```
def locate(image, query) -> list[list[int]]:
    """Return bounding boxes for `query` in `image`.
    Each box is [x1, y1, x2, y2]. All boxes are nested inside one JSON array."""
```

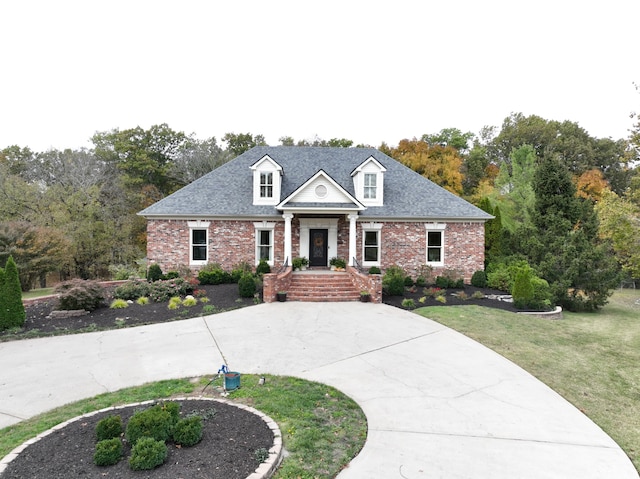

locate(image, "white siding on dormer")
[[352, 156, 385, 206], [251, 155, 282, 206]]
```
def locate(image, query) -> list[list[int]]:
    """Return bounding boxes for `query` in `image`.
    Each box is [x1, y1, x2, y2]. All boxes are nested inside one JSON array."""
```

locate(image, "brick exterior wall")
[[147, 218, 485, 282]]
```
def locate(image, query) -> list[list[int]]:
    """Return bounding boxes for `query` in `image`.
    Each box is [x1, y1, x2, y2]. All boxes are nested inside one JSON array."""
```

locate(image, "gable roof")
[[138, 146, 493, 221]]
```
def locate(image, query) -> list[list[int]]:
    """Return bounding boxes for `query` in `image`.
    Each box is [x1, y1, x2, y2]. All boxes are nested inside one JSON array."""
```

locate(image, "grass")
[[21, 288, 54, 300], [0, 375, 367, 479], [415, 289, 640, 472]]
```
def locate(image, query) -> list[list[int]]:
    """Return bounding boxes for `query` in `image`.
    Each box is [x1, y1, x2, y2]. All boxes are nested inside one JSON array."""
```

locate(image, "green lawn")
[[416, 289, 640, 472], [21, 288, 54, 300]]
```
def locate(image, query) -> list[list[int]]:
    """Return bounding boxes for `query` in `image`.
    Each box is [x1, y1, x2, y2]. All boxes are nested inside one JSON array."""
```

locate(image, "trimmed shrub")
[[256, 259, 271, 275], [96, 415, 123, 441], [471, 270, 487, 288], [172, 416, 203, 447], [114, 281, 151, 301], [148, 279, 193, 302], [238, 274, 256, 298], [125, 403, 176, 445], [147, 264, 163, 282], [368, 266, 381, 275], [55, 279, 105, 311], [382, 265, 405, 296], [403, 276, 414, 287], [198, 264, 233, 285], [94, 438, 123, 466], [0, 256, 26, 330], [164, 271, 180, 280], [128, 437, 167, 471]]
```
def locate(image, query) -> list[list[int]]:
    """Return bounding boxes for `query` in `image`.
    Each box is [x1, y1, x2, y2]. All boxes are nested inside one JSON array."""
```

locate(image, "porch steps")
[[287, 271, 360, 302]]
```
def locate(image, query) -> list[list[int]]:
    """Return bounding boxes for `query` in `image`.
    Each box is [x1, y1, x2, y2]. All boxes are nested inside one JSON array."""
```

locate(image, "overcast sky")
[[1, 0, 639, 152]]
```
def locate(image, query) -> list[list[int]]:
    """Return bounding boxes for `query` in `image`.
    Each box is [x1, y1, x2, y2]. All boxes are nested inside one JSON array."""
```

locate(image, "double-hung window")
[[191, 229, 207, 263], [260, 172, 273, 198], [363, 231, 380, 264], [254, 221, 276, 265], [364, 173, 377, 199], [362, 223, 382, 266], [425, 223, 446, 266]]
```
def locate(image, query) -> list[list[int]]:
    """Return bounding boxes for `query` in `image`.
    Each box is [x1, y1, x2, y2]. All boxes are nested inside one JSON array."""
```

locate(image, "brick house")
[[139, 146, 492, 301]]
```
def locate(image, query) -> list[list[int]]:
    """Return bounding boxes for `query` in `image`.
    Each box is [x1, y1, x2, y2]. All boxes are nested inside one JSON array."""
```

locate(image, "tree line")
[[1, 111, 639, 310]]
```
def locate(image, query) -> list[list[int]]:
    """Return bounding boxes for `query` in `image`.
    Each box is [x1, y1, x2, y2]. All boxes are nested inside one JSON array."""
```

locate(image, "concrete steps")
[[287, 271, 360, 302]]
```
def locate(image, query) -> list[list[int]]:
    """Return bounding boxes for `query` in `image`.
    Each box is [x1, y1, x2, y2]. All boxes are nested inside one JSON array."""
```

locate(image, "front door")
[[309, 229, 329, 267]]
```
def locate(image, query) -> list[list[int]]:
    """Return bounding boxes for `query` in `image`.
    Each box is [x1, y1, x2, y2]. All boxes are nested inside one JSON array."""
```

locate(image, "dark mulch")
[[382, 284, 518, 313], [2, 399, 274, 479]]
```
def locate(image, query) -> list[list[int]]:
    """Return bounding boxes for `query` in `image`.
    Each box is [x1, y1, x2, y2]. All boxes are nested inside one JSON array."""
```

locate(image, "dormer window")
[[364, 173, 377, 199], [251, 155, 282, 205], [260, 172, 273, 198], [352, 156, 386, 206]]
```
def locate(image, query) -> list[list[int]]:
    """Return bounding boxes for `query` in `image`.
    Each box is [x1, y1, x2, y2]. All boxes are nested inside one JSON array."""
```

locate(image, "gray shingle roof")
[[138, 146, 492, 221]]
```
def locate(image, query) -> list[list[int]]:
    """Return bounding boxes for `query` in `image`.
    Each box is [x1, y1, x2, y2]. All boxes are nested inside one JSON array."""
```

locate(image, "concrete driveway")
[[0, 302, 637, 478]]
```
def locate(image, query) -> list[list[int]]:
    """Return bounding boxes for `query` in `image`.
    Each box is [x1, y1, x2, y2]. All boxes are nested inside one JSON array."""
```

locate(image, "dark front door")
[[309, 229, 328, 267]]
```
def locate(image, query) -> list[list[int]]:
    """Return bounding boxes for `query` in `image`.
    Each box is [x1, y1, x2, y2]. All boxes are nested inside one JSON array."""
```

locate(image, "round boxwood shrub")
[[256, 259, 271, 275], [96, 415, 123, 441], [238, 273, 256, 298], [172, 416, 203, 447], [128, 436, 167, 471], [94, 438, 123, 466], [368, 266, 381, 275], [125, 404, 176, 445], [471, 270, 487, 288]]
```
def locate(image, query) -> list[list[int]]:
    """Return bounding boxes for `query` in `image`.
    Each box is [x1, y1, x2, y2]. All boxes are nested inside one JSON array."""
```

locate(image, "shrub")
[[0, 256, 25, 331], [182, 295, 198, 307], [238, 274, 257, 298], [256, 259, 271, 275], [147, 264, 164, 282], [435, 295, 447, 304], [164, 271, 180, 280], [472, 291, 485, 299], [149, 279, 193, 302], [415, 276, 427, 287], [110, 299, 129, 309], [512, 268, 535, 310], [202, 304, 216, 314], [168, 296, 182, 310], [55, 279, 105, 311], [368, 266, 381, 275], [404, 276, 414, 286], [94, 438, 123, 466], [128, 437, 167, 471], [416, 264, 434, 285], [136, 296, 149, 305], [435, 273, 464, 289], [487, 264, 512, 292], [114, 281, 151, 301], [382, 265, 406, 296], [172, 416, 203, 447], [471, 270, 487, 288], [231, 262, 253, 282], [125, 403, 177, 445], [198, 264, 233, 285], [401, 298, 415, 309], [108, 264, 139, 281], [531, 276, 552, 310], [96, 415, 123, 441]]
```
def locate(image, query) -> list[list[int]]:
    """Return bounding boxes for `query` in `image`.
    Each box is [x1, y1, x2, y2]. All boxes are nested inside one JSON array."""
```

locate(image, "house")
[[139, 146, 492, 301]]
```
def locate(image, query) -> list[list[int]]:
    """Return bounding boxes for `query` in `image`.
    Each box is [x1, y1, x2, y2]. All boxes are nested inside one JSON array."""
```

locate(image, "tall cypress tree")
[[0, 267, 6, 329], [1, 256, 26, 330]]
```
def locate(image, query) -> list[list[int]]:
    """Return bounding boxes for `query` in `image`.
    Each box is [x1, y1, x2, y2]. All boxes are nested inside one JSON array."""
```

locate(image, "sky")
[[1, 0, 639, 153]]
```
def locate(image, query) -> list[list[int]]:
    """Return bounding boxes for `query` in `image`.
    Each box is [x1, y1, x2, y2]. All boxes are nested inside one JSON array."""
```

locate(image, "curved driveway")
[[0, 302, 637, 478]]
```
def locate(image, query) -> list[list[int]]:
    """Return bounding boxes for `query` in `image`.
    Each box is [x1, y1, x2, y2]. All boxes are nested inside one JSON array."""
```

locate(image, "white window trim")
[[251, 156, 282, 206], [361, 222, 383, 267], [188, 220, 210, 266], [425, 223, 446, 266], [254, 221, 276, 266], [352, 156, 386, 206]]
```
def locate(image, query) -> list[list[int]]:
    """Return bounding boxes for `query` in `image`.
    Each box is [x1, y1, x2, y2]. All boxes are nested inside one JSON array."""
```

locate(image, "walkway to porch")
[[287, 270, 361, 302]]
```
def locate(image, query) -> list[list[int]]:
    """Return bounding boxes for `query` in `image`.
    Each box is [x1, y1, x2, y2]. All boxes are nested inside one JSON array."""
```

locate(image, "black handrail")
[[276, 257, 290, 274], [351, 257, 365, 274]]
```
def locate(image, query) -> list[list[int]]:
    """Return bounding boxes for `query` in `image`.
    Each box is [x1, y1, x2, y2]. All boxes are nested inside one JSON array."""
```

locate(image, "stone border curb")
[[0, 397, 283, 479], [517, 306, 563, 320]]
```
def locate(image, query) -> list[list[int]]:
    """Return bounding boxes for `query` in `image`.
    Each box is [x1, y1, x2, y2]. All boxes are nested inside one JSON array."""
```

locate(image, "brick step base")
[[287, 272, 360, 302]]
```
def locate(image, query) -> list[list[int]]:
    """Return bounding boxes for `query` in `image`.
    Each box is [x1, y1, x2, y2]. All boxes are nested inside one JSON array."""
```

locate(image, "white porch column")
[[283, 213, 293, 265], [348, 213, 358, 266]]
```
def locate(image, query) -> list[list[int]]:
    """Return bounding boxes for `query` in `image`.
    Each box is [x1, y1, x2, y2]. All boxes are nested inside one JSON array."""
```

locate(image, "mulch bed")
[[2, 399, 274, 479]]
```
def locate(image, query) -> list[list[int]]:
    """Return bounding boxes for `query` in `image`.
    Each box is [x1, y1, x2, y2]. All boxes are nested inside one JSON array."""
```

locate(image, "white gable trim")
[[277, 170, 365, 211], [352, 156, 386, 206]]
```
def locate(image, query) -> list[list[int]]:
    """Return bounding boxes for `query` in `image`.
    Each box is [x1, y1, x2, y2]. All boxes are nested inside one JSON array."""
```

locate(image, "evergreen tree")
[[528, 156, 619, 311], [1, 256, 26, 330], [0, 267, 5, 328]]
